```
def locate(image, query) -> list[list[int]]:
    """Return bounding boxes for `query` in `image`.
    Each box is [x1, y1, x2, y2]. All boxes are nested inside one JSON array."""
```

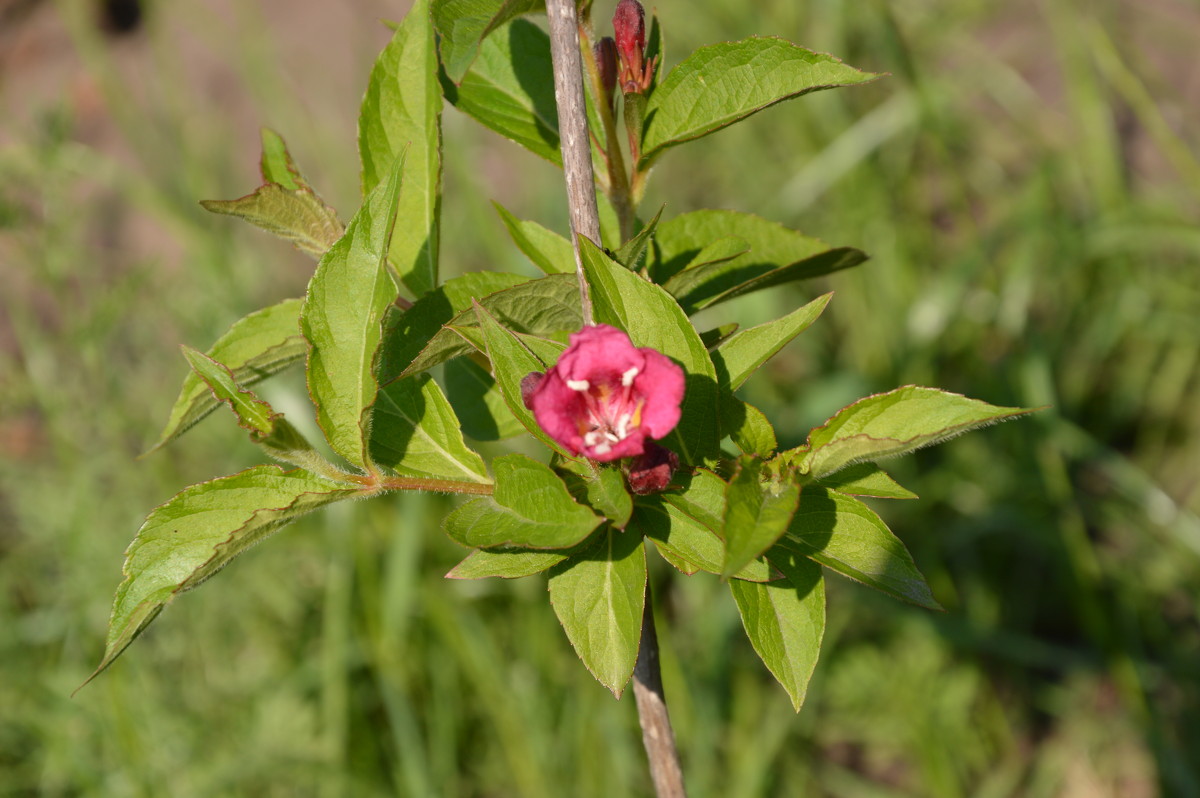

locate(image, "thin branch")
[[545, 0, 598, 325], [633, 582, 688, 798]]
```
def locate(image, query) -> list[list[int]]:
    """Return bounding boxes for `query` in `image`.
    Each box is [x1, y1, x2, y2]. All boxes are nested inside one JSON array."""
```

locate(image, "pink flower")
[[528, 325, 685, 462]]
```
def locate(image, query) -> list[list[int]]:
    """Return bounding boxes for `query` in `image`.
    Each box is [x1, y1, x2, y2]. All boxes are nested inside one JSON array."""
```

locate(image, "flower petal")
[[634, 348, 685, 439]]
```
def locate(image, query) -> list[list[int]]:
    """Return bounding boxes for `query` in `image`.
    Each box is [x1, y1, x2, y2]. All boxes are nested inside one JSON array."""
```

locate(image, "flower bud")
[[520, 372, 544, 410], [595, 36, 618, 109], [627, 443, 679, 495], [613, 0, 645, 91]]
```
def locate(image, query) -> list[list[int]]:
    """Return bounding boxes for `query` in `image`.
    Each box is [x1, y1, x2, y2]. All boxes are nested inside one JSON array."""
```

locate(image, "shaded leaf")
[[722, 457, 800, 578], [89, 466, 359, 682], [400, 273, 580, 378], [378, 271, 529, 384], [641, 37, 880, 164], [815, 462, 917, 500], [432, 0, 544, 83], [444, 454, 600, 548], [730, 548, 824, 711], [149, 299, 307, 452], [446, 547, 568, 579], [359, 0, 443, 296], [493, 201, 574, 274], [614, 205, 664, 271], [712, 293, 831, 390], [776, 488, 939, 609], [557, 459, 634, 529], [370, 373, 491, 483], [719, 392, 778, 457], [651, 210, 865, 311], [444, 356, 525, 440], [548, 528, 646, 697], [441, 19, 560, 165], [301, 153, 406, 470]]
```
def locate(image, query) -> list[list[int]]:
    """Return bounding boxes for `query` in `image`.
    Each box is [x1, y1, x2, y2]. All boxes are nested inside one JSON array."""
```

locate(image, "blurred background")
[[2, 0, 1198, 795]]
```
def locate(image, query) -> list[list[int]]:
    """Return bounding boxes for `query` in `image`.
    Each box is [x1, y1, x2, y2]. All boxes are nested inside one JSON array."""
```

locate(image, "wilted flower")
[[626, 442, 679, 494], [527, 325, 684, 462]]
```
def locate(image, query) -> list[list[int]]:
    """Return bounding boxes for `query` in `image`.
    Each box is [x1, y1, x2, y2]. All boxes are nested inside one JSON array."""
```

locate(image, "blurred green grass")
[[2, 0, 1198, 795]]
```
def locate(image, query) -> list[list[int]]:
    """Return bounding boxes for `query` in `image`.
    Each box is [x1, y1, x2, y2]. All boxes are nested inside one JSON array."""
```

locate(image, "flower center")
[[568, 366, 643, 456]]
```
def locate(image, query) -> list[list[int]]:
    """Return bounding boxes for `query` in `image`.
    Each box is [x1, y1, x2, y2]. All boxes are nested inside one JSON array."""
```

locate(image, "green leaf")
[[471, 301, 574, 457], [712, 293, 831, 390], [662, 236, 751, 285], [444, 356, 525, 440], [579, 238, 719, 464], [441, 19, 560, 165], [370, 373, 491, 483], [359, 0, 443, 297], [777, 488, 939, 609], [446, 547, 568, 579], [444, 454, 601, 548], [301, 153, 406, 470], [378, 271, 529, 384], [815, 463, 917, 500], [719, 392, 778, 457], [493, 201, 574, 274], [730, 547, 824, 711], [651, 210, 865, 311], [798, 386, 1035, 478], [258, 128, 303, 189], [632, 471, 775, 582], [614, 205, 664, 270], [89, 466, 358, 682], [432, 0, 544, 84], [201, 130, 343, 259], [149, 299, 307, 452], [722, 457, 800, 578], [640, 37, 880, 165], [399, 273, 581, 378], [557, 459, 634, 529], [699, 323, 739, 349], [200, 185, 344, 260], [548, 528, 646, 697]]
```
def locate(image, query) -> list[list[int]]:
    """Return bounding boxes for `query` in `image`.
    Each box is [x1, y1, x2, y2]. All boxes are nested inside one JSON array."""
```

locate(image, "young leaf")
[[722, 457, 800, 578], [444, 454, 601, 549], [798, 386, 1035, 478], [815, 462, 917, 500], [632, 497, 774, 582], [470, 301, 575, 457], [200, 185, 344, 260], [89, 466, 359, 682], [300, 153, 405, 471], [446, 547, 568, 579], [711, 293, 831, 390], [370, 373, 491, 483], [359, 0, 443, 297], [548, 528, 647, 697], [441, 19, 561, 165], [444, 356, 525, 440], [149, 299, 306, 452], [493, 201, 574, 274], [432, 0, 545, 83], [651, 210, 865, 311], [730, 547, 825, 711], [640, 37, 880, 165], [613, 205, 664, 270], [180, 347, 318, 469], [399, 273, 581, 378], [258, 128, 303, 188], [202, 128, 343, 259], [557, 459, 634, 529], [378, 271, 529, 383], [578, 238, 719, 464], [776, 488, 940, 609], [719, 392, 778, 457]]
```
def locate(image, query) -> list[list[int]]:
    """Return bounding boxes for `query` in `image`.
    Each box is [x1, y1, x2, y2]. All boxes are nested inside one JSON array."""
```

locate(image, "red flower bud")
[[595, 36, 618, 108], [613, 0, 646, 91], [627, 443, 679, 495], [520, 372, 544, 410]]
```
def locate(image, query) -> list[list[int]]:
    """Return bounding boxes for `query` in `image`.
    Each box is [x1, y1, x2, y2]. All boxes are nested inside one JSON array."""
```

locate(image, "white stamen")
[[592, 442, 612, 456], [566, 379, 590, 391], [621, 366, 639, 387]]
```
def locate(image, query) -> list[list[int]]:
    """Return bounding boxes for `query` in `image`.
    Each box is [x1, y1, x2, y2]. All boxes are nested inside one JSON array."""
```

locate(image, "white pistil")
[[566, 379, 590, 391]]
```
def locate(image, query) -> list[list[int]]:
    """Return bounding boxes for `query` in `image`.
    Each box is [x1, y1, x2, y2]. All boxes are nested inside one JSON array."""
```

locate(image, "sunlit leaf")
[[722, 457, 800, 578]]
